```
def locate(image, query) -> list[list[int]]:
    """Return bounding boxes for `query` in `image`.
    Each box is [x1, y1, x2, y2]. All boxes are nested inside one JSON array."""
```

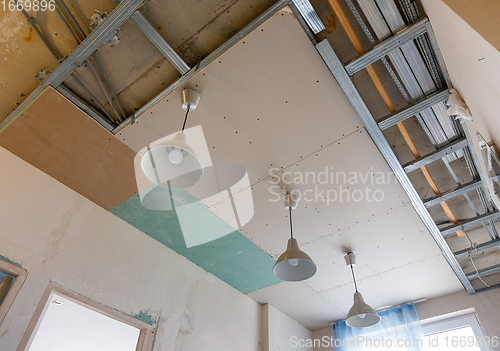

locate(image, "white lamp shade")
[[141, 133, 203, 189], [273, 238, 317, 281], [346, 292, 380, 328]]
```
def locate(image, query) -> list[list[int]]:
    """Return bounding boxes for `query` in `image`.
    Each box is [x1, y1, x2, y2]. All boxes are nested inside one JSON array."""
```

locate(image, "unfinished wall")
[[261, 304, 313, 351], [422, 0, 500, 148], [442, 0, 500, 52], [0, 145, 262, 351], [416, 289, 500, 350], [312, 327, 334, 351]]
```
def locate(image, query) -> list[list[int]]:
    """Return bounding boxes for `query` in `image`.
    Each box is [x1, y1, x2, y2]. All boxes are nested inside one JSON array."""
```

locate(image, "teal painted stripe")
[[110, 186, 280, 294], [0, 254, 22, 268]]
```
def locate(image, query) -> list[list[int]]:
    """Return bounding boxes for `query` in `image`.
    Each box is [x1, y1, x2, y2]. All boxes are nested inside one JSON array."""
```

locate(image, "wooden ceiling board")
[[0, 87, 137, 210]]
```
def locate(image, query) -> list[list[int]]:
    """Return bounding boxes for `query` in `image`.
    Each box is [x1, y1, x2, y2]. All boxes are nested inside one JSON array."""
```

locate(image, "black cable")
[[350, 265, 358, 292], [181, 107, 190, 132], [289, 207, 293, 239]]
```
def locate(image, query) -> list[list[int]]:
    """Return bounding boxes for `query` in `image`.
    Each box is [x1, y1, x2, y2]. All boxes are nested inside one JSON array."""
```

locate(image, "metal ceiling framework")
[[314, 0, 500, 294], [2, 0, 499, 295], [0, 0, 324, 133]]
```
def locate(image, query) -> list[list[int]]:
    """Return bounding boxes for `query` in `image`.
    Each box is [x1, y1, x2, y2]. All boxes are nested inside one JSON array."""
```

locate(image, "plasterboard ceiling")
[[116, 10, 463, 329]]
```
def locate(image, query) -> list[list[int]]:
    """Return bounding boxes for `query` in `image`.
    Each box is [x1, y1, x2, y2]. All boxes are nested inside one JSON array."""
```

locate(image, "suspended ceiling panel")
[[0, 87, 137, 210], [248, 253, 459, 329], [116, 9, 464, 329]]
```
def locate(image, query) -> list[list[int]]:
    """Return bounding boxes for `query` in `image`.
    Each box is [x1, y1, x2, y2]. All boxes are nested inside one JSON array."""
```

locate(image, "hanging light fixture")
[[344, 252, 380, 328], [273, 192, 317, 281], [141, 89, 204, 189]]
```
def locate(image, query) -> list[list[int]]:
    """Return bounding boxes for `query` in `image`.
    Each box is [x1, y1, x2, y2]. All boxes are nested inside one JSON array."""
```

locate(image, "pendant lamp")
[[272, 192, 317, 281], [344, 252, 380, 328], [141, 89, 204, 189]]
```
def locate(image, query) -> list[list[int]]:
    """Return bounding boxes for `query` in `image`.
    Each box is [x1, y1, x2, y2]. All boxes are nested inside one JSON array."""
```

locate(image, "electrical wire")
[[468, 254, 490, 288], [350, 264, 358, 292], [181, 107, 190, 132], [464, 229, 490, 288], [289, 207, 293, 239]]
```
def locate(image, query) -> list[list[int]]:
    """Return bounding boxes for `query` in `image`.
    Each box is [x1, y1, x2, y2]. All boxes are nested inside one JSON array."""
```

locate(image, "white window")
[[421, 312, 496, 351], [17, 283, 155, 351]]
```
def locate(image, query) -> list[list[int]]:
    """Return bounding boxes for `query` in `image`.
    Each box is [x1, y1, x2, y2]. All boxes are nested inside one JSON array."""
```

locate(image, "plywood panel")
[[0, 87, 137, 210]]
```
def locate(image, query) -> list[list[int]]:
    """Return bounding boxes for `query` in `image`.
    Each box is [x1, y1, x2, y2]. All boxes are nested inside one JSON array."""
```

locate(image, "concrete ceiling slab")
[[0, 0, 116, 122]]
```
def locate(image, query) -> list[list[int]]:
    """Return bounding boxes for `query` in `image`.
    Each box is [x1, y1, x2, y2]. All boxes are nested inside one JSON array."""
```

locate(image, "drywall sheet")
[[0, 87, 137, 210], [111, 186, 280, 294]]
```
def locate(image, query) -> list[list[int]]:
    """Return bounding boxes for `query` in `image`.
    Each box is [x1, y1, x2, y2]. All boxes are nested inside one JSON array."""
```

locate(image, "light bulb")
[[358, 314, 366, 319], [288, 259, 299, 266], [168, 149, 183, 164]]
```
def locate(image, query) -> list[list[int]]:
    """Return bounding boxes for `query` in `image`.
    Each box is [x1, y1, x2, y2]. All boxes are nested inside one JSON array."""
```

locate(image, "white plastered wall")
[[262, 304, 313, 351], [0, 146, 262, 351]]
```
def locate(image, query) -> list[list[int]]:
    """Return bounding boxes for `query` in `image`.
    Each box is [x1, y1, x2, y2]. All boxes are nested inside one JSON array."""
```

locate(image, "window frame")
[[421, 312, 493, 351], [0, 259, 28, 325], [17, 282, 156, 351]]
